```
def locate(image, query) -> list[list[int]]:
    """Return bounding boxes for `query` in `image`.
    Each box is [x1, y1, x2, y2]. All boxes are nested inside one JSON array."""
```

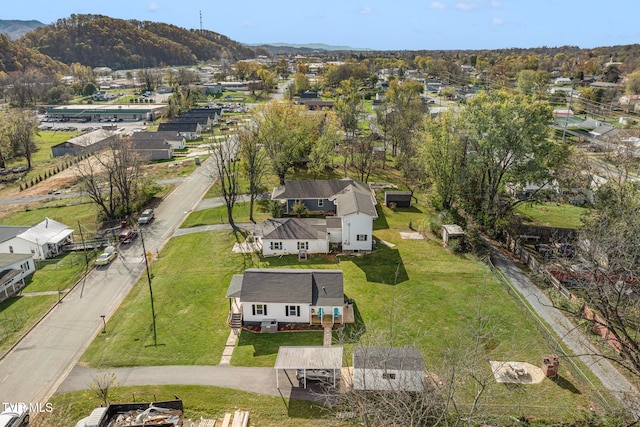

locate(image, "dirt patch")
[[489, 361, 545, 384]]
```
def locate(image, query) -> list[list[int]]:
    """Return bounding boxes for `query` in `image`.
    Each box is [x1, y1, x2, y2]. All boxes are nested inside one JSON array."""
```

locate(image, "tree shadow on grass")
[[349, 243, 409, 285], [373, 203, 389, 231], [391, 206, 423, 214]]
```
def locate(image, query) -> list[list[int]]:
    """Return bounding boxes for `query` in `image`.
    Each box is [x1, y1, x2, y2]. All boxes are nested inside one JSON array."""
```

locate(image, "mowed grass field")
[[80, 196, 611, 421], [515, 202, 587, 229]]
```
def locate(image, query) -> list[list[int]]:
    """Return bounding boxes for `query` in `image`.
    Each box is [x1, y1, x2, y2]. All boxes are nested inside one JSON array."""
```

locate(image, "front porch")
[[310, 304, 355, 326]]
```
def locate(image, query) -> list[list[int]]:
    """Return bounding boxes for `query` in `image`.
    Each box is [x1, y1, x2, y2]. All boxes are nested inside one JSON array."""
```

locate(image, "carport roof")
[[274, 346, 343, 370]]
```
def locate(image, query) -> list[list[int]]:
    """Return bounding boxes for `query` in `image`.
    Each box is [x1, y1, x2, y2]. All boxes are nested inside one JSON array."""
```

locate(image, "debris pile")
[[107, 404, 182, 426]]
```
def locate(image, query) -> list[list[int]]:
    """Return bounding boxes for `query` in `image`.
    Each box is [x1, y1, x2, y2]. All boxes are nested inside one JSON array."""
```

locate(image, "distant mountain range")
[[0, 19, 45, 40], [250, 43, 364, 51]]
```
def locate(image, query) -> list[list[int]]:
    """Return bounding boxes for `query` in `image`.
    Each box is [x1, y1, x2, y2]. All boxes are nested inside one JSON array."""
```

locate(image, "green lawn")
[[1, 202, 99, 233], [515, 202, 587, 229], [0, 295, 59, 353], [35, 385, 334, 427], [79, 194, 611, 421], [81, 231, 250, 367], [181, 202, 271, 228], [0, 251, 93, 352], [233, 331, 323, 367]]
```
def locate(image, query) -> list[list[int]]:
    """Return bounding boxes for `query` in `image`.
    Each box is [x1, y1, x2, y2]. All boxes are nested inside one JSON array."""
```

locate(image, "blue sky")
[[5, 1, 640, 50]]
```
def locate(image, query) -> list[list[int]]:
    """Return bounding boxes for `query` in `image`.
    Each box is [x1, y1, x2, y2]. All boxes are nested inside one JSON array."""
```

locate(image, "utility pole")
[[561, 90, 574, 144], [139, 228, 157, 346]]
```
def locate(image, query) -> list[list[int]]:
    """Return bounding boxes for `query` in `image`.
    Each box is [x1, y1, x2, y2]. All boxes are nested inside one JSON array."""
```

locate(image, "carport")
[[274, 346, 343, 389]]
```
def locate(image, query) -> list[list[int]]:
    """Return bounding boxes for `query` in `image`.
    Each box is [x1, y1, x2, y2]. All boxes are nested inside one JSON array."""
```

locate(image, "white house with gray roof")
[[0, 253, 35, 302], [226, 269, 346, 327], [271, 178, 378, 252], [257, 218, 329, 256], [0, 218, 73, 260]]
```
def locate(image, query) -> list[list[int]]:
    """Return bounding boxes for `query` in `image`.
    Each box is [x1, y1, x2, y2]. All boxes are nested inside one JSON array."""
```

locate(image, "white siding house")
[[257, 218, 329, 256], [271, 179, 378, 252], [353, 347, 425, 392], [226, 269, 345, 327], [0, 253, 36, 302], [0, 218, 73, 260], [341, 212, 374, 251]]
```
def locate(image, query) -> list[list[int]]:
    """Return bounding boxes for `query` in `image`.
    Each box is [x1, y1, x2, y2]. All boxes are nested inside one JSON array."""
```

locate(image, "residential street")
[[0, 157, 214, 404], [487, 241, 640, 415]]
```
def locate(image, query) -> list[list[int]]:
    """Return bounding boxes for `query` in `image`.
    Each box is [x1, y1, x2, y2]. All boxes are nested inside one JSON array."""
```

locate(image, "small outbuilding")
[[353, 347, 425, 392], [275, 345, 343, 389], [384, 191, 412, 208], [441, 224, 465, 247]]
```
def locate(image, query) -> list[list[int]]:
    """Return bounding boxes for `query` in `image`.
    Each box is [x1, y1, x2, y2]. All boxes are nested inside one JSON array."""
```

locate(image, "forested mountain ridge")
[[0, 33, 68, 75], [18, 14, 257, 70]]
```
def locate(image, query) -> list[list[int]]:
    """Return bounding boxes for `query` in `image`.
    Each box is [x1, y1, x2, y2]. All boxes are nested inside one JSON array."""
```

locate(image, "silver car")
[[138, 209, 155, 225]]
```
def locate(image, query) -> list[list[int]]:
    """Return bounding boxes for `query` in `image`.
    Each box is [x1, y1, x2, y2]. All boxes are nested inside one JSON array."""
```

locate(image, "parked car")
[[95, 246, 117, 266], [138, 209, 155, 225], [118, 228, 138, 244], [296, 369, 339, 383], [0, 403, 29, 427]]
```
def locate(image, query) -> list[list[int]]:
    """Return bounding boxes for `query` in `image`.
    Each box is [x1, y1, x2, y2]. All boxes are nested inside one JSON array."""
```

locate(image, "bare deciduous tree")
[[76, 136, 144, 221], [209, 135, 240, 230], [88, 372, 119, 406], [239, 122, 268, 223]]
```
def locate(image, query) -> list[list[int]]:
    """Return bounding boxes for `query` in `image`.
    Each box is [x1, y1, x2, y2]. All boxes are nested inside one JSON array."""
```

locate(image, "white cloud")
[[490, 0, 502, 7], [359, 7, 373, 15], [491, 17, 504, 25], [429, 2, 446, 9], [456, 2, 476, 11], [148, 3, 159, 12]]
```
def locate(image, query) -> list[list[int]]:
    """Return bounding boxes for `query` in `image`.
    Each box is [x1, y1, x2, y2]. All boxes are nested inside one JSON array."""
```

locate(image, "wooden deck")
[[310, 304, 355, 325]]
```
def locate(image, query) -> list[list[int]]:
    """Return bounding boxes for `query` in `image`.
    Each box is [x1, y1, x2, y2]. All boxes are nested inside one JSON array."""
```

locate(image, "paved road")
[[57, 365, 320, 402], [0, 158, 214, 404], [488, 242, 640, 415]]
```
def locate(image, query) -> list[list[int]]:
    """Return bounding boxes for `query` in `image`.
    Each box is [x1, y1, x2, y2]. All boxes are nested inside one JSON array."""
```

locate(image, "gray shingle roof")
[[0, 253, 33, 269], [129, 139, 172, 150], [129, 131, 184, 142], [158, 122, 200, 133], [353, 347, 424, 371], [0, 227, 30, 244], [272, 178, 377, 218], [232, 269, 343, 306], [261, 218, 327, 240]]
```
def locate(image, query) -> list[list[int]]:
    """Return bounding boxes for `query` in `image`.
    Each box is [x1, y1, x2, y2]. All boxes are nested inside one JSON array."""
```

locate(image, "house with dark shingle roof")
[[270, 178, 378, 252], [128, 138, 173, 160], [256, 218, 329, 256], [157, 122, 202, 140], [128, 131, 186, 150], [226, 269, 346, 326]]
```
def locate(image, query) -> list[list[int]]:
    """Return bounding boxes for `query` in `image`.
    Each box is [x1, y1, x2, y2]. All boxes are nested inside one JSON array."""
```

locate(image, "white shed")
[[353, 347, 425, 392]]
